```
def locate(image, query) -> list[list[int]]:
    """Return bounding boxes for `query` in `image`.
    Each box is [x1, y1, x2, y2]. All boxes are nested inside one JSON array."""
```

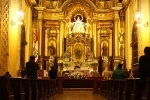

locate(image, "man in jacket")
[[26, 55, 39, 78], [139, 47, 150, 89]]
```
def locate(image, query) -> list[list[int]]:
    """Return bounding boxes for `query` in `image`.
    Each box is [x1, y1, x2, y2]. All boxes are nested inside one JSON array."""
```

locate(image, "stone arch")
[[60, 0, 96, 10], [61, 1, 96, 21]]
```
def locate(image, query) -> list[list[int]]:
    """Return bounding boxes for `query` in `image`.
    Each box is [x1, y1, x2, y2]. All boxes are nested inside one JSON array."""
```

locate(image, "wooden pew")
[[50, 79, 57, 97], [9, 78, 25, 100], [37, 79, 43, 100], [112, 80, 120, 99], [142, 78, 150, 100], [99, 80, 106, 96], [22, 78, 32, 100], [131, 78, 141, 100], [116, 80, 126, 100], [42, 79, 48, 99], [30, 79, 38, 100], [107, 79, 113, 99], [46, 79, 50, 99], [123, 79, 135, 100], [0, 76, 14, 100]]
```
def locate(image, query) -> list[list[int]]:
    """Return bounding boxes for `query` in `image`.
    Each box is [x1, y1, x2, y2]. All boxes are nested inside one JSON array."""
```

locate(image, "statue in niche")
[[72, 15, 85, 33], [45, 0, 53, 9], [86, 47, 93, 61], [104, 1, 108, 9], [52, 0, 60, 9], [63, 48, 71, 62], [75, 47, 82, 59], [120, 45, 123, 57], [102, 43, 108, 56], [97, 1, 104, 9], [49, 43, 56, 56]]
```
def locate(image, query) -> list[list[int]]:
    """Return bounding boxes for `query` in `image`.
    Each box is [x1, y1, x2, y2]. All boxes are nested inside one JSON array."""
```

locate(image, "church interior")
[[0, 0, 149, 77], [0, 0, 150, 99]]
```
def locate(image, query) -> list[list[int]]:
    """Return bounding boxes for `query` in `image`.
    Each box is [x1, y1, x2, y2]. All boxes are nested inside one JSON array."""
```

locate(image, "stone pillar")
[[92, 21, 97, 57], [59, 20, 64, 57], [34, 7, 45, 69]]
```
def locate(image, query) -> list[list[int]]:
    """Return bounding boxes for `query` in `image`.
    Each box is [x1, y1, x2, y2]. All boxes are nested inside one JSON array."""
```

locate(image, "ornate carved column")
[[59, 20, 64, 57], [92, 20, 97, 57], [112, 7, 122, 57], [111, 7, 122, 69], [34, 7, 45, 69]]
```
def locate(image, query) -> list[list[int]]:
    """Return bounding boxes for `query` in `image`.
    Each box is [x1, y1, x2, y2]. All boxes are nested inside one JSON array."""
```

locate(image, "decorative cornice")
[[25, 0, 37, 7], [122, 0, 132, 11]]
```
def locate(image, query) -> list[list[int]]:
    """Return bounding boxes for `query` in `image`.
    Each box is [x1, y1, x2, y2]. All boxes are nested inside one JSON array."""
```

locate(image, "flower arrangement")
[[69, 71, 90, 79]]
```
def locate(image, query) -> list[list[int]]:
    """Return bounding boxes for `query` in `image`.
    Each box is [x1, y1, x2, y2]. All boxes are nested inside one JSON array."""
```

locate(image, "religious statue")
[[75, 47, 82, 59], [102, 43, 108, 56], [49, 43, 56, 56], [45, 0, 53, 9], [104, 1, 108, 9], [63, 48, 71, 62], [86, 47, 93, 61], [72, 16, 85, 33], [120, 45, 123, 57], [52, 0, 59, 9]]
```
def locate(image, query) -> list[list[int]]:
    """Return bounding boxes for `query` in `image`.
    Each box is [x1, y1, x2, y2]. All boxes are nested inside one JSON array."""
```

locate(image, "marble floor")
[[50, 91, 107, 100]]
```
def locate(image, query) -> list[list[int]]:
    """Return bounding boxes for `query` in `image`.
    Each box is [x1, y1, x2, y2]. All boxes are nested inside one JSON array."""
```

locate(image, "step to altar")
[[63, 88, 93, 91]]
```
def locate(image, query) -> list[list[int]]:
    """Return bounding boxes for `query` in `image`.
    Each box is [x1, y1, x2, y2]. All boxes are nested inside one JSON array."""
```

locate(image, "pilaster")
[[112, 7, 122, 57], [59, 20, 65, 57], [92, 20, 97, 57], [34, 7, 45, 69]]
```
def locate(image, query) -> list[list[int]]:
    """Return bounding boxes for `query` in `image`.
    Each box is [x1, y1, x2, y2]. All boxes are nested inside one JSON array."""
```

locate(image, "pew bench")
[[0, 76, 14, 100], [9, 78, 25, 100]]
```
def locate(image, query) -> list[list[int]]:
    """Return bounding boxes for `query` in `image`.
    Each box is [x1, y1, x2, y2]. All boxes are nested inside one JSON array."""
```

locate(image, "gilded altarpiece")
[[38, 0, 124, 77], [0, 0, 9, 75]]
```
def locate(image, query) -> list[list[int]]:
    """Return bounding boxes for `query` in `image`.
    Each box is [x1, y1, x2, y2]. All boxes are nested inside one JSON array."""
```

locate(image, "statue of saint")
[[102, 43, 108, 56], [49, 43, 56, 56], [86, 47, 93, 61], [72, 16, 85, 33], [63, 48, 71, 61], [75, 47, 82, 59]]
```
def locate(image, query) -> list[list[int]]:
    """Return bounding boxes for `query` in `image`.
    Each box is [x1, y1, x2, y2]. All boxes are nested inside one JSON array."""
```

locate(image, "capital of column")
[[91, 19, 98, 24], [34, 7, 46, 20]]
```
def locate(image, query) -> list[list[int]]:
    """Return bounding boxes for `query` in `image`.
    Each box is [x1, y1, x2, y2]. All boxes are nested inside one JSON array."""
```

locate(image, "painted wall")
[[8, 0, 32, 77], [125, 0, 150, 70]]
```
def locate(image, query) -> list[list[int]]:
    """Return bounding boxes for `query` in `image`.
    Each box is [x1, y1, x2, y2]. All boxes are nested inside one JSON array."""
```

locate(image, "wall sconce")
[[135, 12, 141, 20], [143, 21, 149, 27], [17, 10, 24, 24]]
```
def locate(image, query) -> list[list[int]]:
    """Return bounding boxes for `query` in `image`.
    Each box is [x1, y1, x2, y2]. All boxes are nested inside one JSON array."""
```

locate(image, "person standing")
[[26, 55, 39, 78], [112, 63, 125, 79], [49, 66, 57, 79], [139, 47, 150, 89]]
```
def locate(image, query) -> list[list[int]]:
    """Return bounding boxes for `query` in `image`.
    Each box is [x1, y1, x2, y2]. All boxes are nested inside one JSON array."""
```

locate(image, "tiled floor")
[[50, 91, 107, 100]]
